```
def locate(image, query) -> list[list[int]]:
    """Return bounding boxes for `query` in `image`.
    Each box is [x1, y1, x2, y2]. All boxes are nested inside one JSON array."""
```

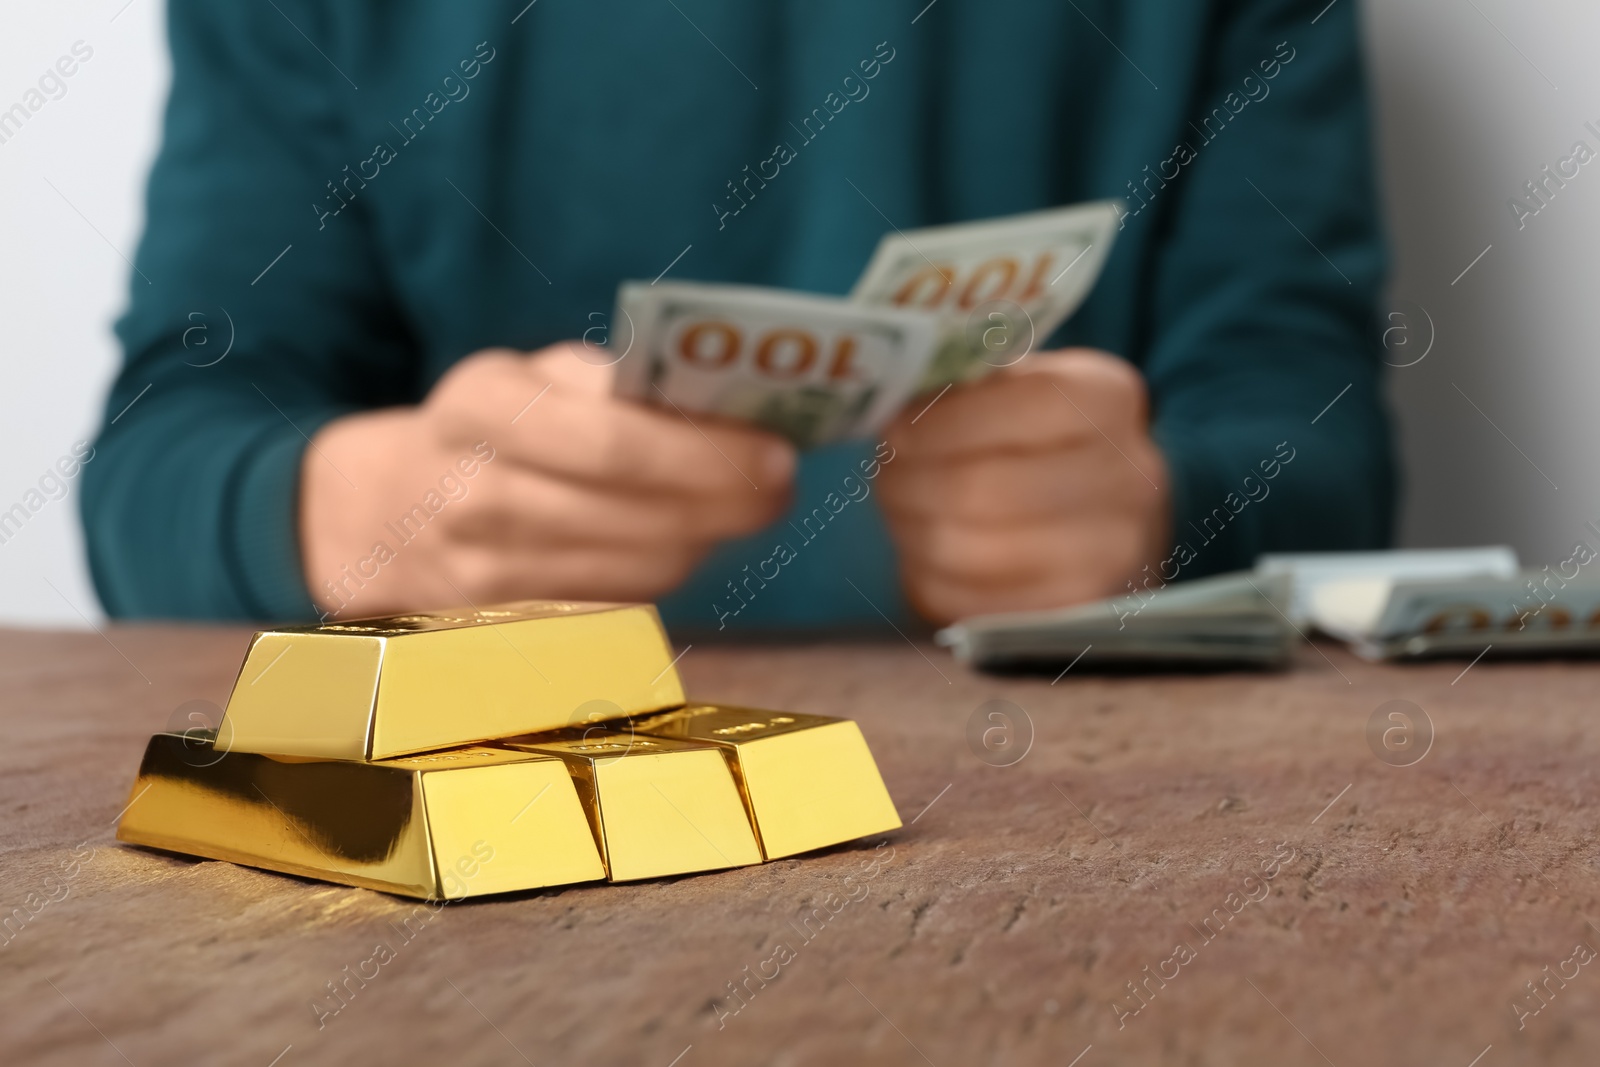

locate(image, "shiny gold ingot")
[[219, 601, 685, 760], [501, 729, 763, 881], [636, 705, 902, 860], [116, 732, 606, 900]]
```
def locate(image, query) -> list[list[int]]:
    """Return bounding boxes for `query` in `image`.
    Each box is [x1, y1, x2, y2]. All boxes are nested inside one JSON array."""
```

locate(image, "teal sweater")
[[83, 0, 1393, 629]]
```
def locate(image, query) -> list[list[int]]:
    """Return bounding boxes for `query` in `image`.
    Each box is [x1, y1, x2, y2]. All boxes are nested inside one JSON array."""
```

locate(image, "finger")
[[438, 539, 707, 605], [1004, 348, 1148, 424], [431, 348, 794, 497], [529, 395, 796, 497], [902, 562, 1118, 624], [525, 341, 620, 396], [444, 465, 788, 548], [878, 448, 1145, 525], [426, 348, 583, 428], [889, 350, 1146, 461], [436, 363, 797, 498], [890, 513, 1141, 591], [449, 343, 619, 417]]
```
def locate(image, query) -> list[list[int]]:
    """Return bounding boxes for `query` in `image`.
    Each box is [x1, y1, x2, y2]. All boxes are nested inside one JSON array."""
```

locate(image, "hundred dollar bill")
[[1325, 573, 1600, 661], [1257, 545, 1519, 625], [611, 280, 940, 449], [936, 571, 1297, 671], [850, 200, 1123, 390]]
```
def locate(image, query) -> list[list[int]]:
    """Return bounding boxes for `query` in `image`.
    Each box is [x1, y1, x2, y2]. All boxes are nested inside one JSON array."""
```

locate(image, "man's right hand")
[[299, 344, 797, 617]]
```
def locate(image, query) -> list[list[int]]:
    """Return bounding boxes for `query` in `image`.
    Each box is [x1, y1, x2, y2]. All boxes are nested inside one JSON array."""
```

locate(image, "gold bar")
[[500, 729, 763, 881], [635, 705, 901, 860], [116, 731, 606, 900], [219, 601, 685, 760]]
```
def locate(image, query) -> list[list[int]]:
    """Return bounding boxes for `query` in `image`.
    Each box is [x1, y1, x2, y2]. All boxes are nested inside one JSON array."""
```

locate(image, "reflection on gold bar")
[[116, 732, 606, 900], [219, 601, 685, 760], [636, 705, 901, 860], [501, 729, 763, 881]]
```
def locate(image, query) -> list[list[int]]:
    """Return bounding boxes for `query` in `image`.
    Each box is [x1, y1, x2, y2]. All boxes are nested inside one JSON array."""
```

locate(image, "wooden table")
[[3, 625, 1597, 1066]]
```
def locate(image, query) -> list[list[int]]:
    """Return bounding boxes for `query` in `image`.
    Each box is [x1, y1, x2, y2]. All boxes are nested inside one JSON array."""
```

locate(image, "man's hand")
[[878, 349, 1170, 624], [300, 344, 796, 616]]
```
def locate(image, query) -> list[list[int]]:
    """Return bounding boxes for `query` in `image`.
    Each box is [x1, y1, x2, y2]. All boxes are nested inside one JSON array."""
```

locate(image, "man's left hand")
[[878, 349, 1171, 624]]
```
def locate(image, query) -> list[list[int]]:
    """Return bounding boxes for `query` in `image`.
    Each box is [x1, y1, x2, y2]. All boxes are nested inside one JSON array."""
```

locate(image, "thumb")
[[527, 341, 619, 396]]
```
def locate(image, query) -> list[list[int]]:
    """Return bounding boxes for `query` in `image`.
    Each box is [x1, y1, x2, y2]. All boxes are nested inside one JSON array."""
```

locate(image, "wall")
[[0, 2, 167, 625], [1363, 0, 1600, 561], [0, 0, 1594, 624]]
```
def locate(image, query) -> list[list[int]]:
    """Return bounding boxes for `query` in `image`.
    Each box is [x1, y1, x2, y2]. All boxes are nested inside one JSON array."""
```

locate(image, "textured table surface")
[[2, 624, 1597, 1067]]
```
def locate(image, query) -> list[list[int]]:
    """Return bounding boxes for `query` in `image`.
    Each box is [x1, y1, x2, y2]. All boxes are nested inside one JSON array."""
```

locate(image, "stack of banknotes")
[[939, 545, 1600, 671], [1256, 546, 1520, 626], [936, 571, 1298, 671], [116, 602, 901, 900], [611, 200, 1122, 447], [1271, 544, 1600, 660]]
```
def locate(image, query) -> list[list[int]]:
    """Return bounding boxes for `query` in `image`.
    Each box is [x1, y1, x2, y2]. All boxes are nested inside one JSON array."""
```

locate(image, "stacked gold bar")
[[117, 601, 901, 899]]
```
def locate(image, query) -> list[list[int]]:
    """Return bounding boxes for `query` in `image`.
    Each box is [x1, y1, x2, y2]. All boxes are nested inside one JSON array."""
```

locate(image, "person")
[[81, 0, 1393, 631]]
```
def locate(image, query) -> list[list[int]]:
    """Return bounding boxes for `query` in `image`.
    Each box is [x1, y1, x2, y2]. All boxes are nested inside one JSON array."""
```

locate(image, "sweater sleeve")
[[1137, 0, 1395, 575], [81, 0, 416, 620]]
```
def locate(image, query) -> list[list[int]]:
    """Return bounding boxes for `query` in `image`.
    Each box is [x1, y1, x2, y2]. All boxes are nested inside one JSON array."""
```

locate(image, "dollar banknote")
[[1324, 574, 1600, 660], [936, 571, 1297, 671], [611, 281, 940, 449], [1257, 545, 1519, 624], [609, 201, 1121, 447], [850, 200, 1123, 390]]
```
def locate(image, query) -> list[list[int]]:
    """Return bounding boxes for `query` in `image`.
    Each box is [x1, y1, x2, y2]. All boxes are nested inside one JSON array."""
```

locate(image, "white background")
[[0, 0, 1595, 625]]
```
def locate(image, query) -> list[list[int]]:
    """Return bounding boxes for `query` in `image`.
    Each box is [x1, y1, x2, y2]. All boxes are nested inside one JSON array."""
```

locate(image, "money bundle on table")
[[1253, 544, 1600, 660], [612, 201, 1121, 448], [1304, 571, 1600, 661], [116, 602, 901, 900], [1255, 546, 1519, 625], [936, 571, 1298, 671]]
